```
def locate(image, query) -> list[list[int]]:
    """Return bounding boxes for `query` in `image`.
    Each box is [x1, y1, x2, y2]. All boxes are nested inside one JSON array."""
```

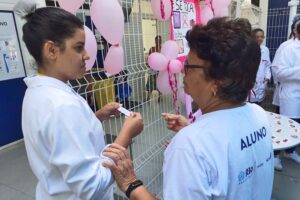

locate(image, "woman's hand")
[[115, 112, 144, 148], [122, 112, 144, 139], [96, 102, 120, 121], [102, 143, 137, 192], [161, 113, 190, 132]]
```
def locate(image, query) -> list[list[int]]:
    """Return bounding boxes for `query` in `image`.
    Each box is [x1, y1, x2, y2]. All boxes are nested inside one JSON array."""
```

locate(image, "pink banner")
[[170, 0, 200, 61]]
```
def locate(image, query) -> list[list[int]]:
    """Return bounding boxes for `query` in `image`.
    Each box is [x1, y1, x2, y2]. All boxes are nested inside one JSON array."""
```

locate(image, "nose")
[[83, 50, 90, 60]]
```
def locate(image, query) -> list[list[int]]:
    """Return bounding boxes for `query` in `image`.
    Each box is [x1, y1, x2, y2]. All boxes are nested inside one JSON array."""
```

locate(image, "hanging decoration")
[[151, 0, 172, 21], [148, 40, 182, 113]]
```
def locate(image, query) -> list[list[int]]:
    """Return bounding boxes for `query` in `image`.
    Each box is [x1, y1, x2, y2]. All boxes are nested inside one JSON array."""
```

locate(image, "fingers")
[[103, 145, 128, 160], [102, 161, 115, 169], [162, 113, 180, 121], [109, 102, 121, 109]]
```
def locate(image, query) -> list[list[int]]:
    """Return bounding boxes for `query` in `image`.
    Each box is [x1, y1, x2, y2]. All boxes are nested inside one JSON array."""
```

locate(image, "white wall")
[[0, 0, 46, 76]]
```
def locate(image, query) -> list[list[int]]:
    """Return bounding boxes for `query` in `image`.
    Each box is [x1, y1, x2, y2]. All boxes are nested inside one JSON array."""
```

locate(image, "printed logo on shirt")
[[266, 152, 272, 163], [241, 126, 267, 151], [238, 165, 255, 185], [257, 162, 264, 169]]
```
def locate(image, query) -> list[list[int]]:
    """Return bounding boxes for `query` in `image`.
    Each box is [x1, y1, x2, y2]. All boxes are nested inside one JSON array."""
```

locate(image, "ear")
[[42, 41, 59, 63]]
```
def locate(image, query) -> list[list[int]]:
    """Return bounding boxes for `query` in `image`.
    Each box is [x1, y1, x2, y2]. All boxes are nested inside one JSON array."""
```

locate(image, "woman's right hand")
[[122, 112, 144, 139], [161, 113, 190, 132], [102, 143, 137, 192]]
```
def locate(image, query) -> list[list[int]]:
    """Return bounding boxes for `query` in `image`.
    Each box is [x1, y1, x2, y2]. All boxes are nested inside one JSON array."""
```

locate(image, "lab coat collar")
[[24, 75, 74, 94]]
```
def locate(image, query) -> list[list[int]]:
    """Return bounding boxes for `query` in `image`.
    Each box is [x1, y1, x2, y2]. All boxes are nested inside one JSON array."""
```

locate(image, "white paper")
[[118, 106, 131, 117]]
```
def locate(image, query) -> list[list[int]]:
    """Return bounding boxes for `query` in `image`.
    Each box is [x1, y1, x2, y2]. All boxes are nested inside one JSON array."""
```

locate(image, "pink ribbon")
[[167, 61, 180, 114], [160, 0, 165, 20], [210, 0, 215, 16]]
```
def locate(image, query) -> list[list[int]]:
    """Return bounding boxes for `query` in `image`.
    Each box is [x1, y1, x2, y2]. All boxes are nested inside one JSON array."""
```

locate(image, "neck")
[[198, 98, 244, 115], [37, 67, 68, 83]]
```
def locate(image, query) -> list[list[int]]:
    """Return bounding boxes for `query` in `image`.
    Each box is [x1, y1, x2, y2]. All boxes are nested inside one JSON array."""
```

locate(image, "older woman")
[[103, 17, 274, 200]]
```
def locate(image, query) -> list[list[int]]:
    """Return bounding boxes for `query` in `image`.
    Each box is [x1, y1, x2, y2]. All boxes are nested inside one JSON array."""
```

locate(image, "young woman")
[[249, 28, 271, 104], [21, 5, 143, 200], [102, 18, 274, 200], [272, 17, 300, 171]]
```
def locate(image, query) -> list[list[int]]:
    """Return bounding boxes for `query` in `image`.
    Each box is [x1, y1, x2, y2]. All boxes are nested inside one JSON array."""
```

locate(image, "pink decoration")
[[151, 0, 172, 21], [212, 0, 230, 17], [104, 46, 124, 75], [84, 26, 97, 71], [161, 40, 179, 60], [209, 0, 215, 16], [157, 71, 172, 94], [90, 0, 124, 45], [169, 59, 182, 74], [148, 52, 169, 71], [200, 5, 214, 25], [57, 0, 84, 14]]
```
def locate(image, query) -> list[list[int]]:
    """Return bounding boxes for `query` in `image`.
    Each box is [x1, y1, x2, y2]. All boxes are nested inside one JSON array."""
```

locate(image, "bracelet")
[[125, 179, 143, 198]]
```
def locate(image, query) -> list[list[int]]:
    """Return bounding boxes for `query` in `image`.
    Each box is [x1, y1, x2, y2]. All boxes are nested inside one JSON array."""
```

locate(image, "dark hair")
[[22, 7, 83, 65], [186, 17, 261, 103], [251, 28, 264, 38], [290, 14, 300, 38], [297, 21, 300, 39]]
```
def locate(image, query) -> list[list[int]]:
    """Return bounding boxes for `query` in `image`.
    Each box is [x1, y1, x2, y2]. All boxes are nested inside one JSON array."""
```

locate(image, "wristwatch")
[[125, 179, 143, 198]]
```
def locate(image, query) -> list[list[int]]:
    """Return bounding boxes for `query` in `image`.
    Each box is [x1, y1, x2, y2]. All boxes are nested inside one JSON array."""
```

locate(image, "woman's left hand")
[[96, 102, 120, 121], [102, 143, 137, 192]]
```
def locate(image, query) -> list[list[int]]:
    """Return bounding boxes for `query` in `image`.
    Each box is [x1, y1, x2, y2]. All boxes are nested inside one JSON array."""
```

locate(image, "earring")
[[212, 90, 217, 96]]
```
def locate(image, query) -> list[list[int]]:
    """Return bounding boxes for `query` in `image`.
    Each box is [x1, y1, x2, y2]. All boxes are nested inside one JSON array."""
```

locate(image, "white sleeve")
[[45, 105, 113, 199], [264, 48, 272, 80], [163, 148, 214, 200], [273, 47, 300, 82]]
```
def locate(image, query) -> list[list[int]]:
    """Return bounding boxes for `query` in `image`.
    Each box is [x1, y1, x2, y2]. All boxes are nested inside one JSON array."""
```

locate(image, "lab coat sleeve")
[[163, 148, 214, 200], [264, 48, 272, 80], [45, 105, 113, 199], [273, 47, 300, 82]]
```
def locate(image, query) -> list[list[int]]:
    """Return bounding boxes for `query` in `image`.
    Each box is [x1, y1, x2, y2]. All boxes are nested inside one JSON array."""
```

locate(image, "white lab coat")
[[22, 76, 114, 200], [271, 39, 293, 106], [272, 38, 300, 119], [163, 103, 274, 200], [250, 45, 271, 102]]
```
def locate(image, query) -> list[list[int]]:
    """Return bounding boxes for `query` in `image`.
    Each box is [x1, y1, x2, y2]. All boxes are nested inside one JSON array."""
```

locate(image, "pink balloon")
[[169, 59, 182, 74], [84, 26, 97, 71], [148, 52, 168, 71], [161, 40, 179, 60], [91, 0, 124, 45], [200, 5, 214, 25], [104, 46, 124, 75], [58, 0, 84, 14], [157, 71, 172, 94], [151, 0, 172, 21]]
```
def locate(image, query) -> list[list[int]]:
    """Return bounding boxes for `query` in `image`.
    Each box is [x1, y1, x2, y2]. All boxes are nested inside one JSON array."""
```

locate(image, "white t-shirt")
[[22, 76, 113, 200], [163, 103, 274, 200]]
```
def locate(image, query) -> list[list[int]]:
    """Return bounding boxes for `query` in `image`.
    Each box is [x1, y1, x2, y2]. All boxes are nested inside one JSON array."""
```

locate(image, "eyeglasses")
[[184, 61, 206, 74]]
